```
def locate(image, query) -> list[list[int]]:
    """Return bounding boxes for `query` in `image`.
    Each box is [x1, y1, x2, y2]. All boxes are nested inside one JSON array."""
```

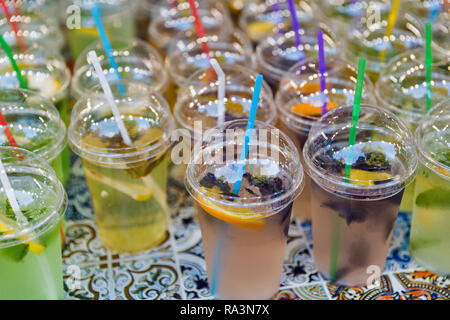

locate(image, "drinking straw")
[[0, 110, 18, 147], [0, 0, 26, 52], [210, 74, 263, 295], [329, 58, 366, 282], [428, 2, 442, 22], [87, 51, 132, 146], [0, 158, 27, 224], [90, 3, 126, 95], [210, 58, 226, 127], [425, 22, 433, 111], [317, 29, 328, 116], [0, 34, 27, 89], [187, 0, 210, 56], [287, 0, 301, 47], [379, 0, 401, 63]]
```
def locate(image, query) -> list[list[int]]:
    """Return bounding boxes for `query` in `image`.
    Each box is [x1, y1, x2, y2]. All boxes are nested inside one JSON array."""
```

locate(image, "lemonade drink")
[[0, 147, 67, 299]]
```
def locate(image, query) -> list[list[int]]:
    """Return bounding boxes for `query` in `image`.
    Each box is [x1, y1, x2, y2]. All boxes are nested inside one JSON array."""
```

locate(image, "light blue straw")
[[428, 2, 441, 23], [210, 74, 263, 296], [90, 3, 126, 95]]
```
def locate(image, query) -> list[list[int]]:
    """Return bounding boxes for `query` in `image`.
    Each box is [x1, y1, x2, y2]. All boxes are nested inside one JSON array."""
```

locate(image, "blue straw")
[[90, 3, 126, 95], [428, 2, 441, 23], [287, 0, 302, 47], [210, 75, 263, 296]]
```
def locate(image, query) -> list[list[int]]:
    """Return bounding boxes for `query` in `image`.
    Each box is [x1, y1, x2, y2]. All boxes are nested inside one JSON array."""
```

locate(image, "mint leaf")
[[415, 187, 450, 209]]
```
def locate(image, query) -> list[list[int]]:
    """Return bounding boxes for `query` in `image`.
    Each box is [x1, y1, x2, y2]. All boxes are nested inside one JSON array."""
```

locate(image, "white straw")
[[210, 59, 226, 127], [0, 158, 27, 224], [87, 51, 132, 146]]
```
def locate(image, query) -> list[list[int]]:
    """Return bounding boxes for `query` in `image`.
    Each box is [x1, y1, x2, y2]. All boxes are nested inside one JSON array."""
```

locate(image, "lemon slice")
[[197, 193, 265, 230], [0, 222, 45, 255], [349, 169, 392, 186], [83, 168, 153, 202], [291, 101, 338, 117], [247, 21, 275, 42], [27, 74, 62, 99]]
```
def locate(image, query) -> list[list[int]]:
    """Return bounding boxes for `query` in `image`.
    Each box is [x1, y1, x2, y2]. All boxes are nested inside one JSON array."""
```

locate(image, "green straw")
[[329, 57, 366, 282], [0, 34, 27, 89], [425, 22, 433, 111]]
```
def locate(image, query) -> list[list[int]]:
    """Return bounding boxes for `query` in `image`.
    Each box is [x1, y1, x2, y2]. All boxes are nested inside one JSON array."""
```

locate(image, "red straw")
[[0, 111, 18, 147], [187, 0, 210, 56], [0, 0, 26, 52]]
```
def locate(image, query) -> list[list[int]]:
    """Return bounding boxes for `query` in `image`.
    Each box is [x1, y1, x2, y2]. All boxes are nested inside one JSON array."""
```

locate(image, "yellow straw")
[[379, 0, 401, 63]]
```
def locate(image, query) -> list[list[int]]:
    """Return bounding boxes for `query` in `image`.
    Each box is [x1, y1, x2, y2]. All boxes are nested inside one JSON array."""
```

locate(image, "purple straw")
[[287, 0, 301, 47], [317, 29, 328, 115]]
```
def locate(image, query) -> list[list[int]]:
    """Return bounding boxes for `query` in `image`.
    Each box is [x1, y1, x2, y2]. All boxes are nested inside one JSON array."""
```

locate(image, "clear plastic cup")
[[239, 0, 316, 44], [72, 38, 169, 101], [410, 100, 449, 274], [255, 20, 341, 91], [185, 119, 304, 299], [0, 11, 64, 53], [7, 0, 61, 22], [66, 0, 136, 59], [276, 57, 375, 222], [303, 104, 418, 286], [148, 1, 232, 55], [0, 89, 68, 187], [345, 12, 423, 83], [401, 0, 445, 23], [69, 80, 175, 254], [321, 0, 391, 38], [165, 28, 253, 89], [0, 146, 67, 300], [416, 5, 450, 57], [376, 49, 450, 212]]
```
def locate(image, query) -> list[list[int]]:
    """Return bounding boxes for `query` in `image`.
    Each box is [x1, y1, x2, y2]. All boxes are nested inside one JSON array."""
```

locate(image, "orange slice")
[[0, 222, 45, 254], [286, 82, 333, 94], [349, 169, 392, 186], [291, 101, 338, 117], [197, 195, 265, 230], [247, 21, 275, 41]]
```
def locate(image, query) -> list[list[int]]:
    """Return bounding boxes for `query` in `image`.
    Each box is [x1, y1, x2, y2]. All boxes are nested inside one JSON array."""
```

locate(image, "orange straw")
[[187, 0, 210, 56], [0, 0, 26, 52]]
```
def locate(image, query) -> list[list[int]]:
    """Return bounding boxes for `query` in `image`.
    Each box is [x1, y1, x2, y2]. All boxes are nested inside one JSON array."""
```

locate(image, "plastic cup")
[[0, 46, 71, 185], [303, 105, 418, 286], [185, 119, 304, 299], [402, 0, 445, 23], [148, 1, 232, 56], [239, 0, 316, 44], [0, 11, 64, 53], [416, 6, 450, 57], [0, 146, 67, 300], [410, 100, 450, 274], [0, 89, 68, 187], [66, 0, 136, 59], [376, 49, 450, 212], [345, 12, 423, 83], [165, 28, 253, 90], [276, 57, 375, 222], [255, 20, 341, 91], [72, 38, 171, 105], [6, 0, 61, 23], [321, 0, 391, 39], [69, 80, 175, 254]]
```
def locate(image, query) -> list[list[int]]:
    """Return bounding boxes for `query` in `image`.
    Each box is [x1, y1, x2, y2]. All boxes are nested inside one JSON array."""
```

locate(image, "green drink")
[[410, 100, 450, 274], [66, 0, 136, 59], [0, 147, 67, 300], [69, 81, 175, 254], [0, 47, 71, 185]]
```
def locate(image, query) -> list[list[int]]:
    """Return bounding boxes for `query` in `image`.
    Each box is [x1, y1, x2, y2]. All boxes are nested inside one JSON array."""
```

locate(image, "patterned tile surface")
[[63, 156, 449, 300]]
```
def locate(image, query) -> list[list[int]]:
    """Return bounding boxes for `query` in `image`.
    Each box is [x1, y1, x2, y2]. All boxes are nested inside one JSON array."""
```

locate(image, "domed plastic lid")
[[255, 20, 341, 87], [402, 0, 445, 22], [276, 57, 375, 135], [415, 99, 449, 177], [0, 45, 70, 103], [376, 49, 450, 126], [174, 65, 276, 133], [322, 0, 391, 23], [0, 89, 66, 162], [0, 12, 64, 52], [239, 0, 316, 43], [72, 38, 168, 99], [148, 1, 232, 50], [430, 7, 449, 56], [303, 105, 418, 199], [0, 147, 67, 249], [69, 80, 175, 167], [71, 0, 135, 24], [166, 28, 253, 88]]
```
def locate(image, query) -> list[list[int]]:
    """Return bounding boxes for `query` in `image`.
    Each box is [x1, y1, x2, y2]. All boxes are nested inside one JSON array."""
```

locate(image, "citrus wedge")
[[349, 169, 392, 186], [247, 21, 275, 41], [197, 195, 266, 230], [26, 75, 62, 98], [291, 101, 338, 117], [0, 221, 45, 255]]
